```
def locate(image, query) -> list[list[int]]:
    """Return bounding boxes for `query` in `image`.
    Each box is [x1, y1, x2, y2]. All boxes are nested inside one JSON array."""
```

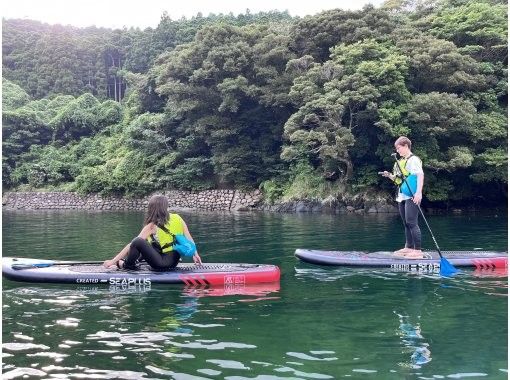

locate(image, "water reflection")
[[395, 312, 431, 369], [2, 281, 282, 378]]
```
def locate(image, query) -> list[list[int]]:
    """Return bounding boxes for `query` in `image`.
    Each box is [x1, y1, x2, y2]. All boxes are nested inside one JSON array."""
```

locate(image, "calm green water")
[[2, 210, 508, 379]]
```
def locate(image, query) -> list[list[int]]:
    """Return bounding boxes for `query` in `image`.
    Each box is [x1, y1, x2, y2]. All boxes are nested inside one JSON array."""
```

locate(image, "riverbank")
[[2, 190, 399, 213]]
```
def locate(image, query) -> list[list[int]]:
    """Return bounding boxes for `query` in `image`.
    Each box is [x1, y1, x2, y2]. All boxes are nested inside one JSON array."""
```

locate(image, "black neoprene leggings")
[[124, 237, 180, 270], [398, 199, 422, 250]]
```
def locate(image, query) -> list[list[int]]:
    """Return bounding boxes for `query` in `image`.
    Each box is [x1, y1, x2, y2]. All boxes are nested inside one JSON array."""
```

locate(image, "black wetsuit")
[[124, 237, 180, 270], [398, 200, 421, 250]]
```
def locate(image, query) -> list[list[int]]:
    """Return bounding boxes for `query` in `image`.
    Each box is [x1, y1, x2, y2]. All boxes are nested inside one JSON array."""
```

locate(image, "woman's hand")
[[103, 259, 116, 268], [413, 192, 422, 205], [193, 253, 202, 265]]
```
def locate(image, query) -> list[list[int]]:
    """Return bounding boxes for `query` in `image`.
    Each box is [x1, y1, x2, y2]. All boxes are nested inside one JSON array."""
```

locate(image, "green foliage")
[[2, 91, 124, 190], [259, 179, 288, 204], [396, 35, 488, 93], [2, 2, 507, 206], [153, 22, 295, 188], [74, 140, 156, 197], [283, 162, 341, 201], [165, 157, 215, 190], [289, 6, 399, 62], [11, 145, 79, 188], [471, 147, 508, 183], [352, 165, 381, 190], [283, 39, 410, 184], [424, 175, 455, 202], [2, 79, 31, 110], [428, 1, 507, 62]]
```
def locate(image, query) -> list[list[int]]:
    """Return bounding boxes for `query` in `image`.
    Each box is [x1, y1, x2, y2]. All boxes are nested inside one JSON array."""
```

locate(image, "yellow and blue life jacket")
[[147, 214, 185, 254], [392, 154, 420, 197], [392, 155, 413, 186]]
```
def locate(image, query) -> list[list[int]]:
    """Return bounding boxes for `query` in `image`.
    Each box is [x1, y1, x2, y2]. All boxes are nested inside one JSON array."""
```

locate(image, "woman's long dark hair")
[[144, 195, 170, 232]]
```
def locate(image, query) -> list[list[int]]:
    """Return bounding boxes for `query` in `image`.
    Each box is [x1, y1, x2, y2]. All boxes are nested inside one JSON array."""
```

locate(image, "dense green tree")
[[283, 40, 410, 185], [2, 84, 123, 189], [2, 78, 31, 111], [152, 23, 295, 188], [3, 20, 113, 99], [289, 6, 399, 62], [2, 2, 507, 206], [427, 0, 507, 63]]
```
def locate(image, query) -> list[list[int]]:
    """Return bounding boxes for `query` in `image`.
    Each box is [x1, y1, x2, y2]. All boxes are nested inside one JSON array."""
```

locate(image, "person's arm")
[[138, 223, 156, 240], [413, 172, 424, 205], [410, 157, 424, 205], [182, 220, 202, 265], [103, 223, 156, 268]]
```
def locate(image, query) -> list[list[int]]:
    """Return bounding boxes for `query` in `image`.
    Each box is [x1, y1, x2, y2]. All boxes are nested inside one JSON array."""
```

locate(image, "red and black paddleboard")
[[2, 257, 280, 286]]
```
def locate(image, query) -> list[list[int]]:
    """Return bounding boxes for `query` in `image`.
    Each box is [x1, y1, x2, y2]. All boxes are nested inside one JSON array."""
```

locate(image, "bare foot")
[[403, 250, 424, 259], [393, 247, 412, 255]]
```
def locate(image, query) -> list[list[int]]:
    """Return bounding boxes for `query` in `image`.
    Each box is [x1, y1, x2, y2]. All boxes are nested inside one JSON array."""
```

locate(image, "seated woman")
[[103, 195, 201, 270]]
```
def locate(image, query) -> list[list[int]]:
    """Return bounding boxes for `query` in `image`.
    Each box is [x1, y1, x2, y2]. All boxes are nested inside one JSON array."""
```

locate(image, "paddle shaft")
[[17, 260, 104, 265], [392, 154, 445, 259], [12, 260, 104, 270]]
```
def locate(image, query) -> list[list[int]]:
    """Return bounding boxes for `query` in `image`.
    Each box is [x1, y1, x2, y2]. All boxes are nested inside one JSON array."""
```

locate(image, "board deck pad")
[[2, 258, 280, 286], [295, 249, 508, 270]]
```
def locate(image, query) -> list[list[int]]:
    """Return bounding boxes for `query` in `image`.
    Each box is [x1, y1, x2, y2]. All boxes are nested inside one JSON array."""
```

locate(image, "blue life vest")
[[173, 234, 197, 257], [400, 174, 417, 197]]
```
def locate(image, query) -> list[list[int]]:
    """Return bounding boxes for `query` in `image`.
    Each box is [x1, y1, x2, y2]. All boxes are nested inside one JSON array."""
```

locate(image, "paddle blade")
[[439, 257, 459, 277], [11, 262, 53, 270]]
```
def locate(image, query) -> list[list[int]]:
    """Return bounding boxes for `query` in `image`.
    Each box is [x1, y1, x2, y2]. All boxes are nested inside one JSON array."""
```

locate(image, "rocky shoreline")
[[2, 190, 398, 213]]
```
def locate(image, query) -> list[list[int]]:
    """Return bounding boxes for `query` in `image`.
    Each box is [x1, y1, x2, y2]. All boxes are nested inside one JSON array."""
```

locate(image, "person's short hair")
[[394, 136, 412, 149]]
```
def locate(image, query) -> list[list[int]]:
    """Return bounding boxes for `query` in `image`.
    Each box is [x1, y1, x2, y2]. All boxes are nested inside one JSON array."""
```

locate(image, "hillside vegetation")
[[2, 0, 507, 207]]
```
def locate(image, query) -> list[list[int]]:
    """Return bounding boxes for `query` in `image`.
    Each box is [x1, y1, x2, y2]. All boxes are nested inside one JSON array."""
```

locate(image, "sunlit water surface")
[[2, 210, 508, 379]]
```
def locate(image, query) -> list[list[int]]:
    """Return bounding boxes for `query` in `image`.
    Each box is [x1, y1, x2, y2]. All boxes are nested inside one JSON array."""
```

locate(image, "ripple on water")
[[274, 366, 334, 379], [146, 364, 211, 379], [213, 360, 336, 379], [295, 266, 509, 297], [197, 368, 222, 376], [13, 334, 33, 341], [169, 339, 256, 350], [286, 351, 338, 361], [26, 351, 68, 362], [187, 323, 226, 328], [2, 342, 50, 351], [352, 368, 378, 373], [2, 368, 46, 380], [159, 352, 195, 359], [446, 271, 508, 297], [446, 373, 489, 378], [225, 376, 306, 380], [207, 359, 251, 370], [56, 317, 81, 327], [294, 267, 414, 283]]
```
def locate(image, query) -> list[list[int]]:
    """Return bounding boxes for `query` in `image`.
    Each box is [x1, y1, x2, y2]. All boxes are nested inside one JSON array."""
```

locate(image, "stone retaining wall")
[[2, 190, 263, 211], [2, 190, 400, 213]]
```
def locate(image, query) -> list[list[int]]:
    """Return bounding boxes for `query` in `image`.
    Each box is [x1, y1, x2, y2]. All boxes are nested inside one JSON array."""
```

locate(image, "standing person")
[[104, 195, 202, 269], [380, 136, 424, 258]]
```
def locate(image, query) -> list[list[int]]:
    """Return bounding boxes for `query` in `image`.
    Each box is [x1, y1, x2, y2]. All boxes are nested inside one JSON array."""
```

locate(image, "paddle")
[[11, 260, 104, 270], [391, 153, 458, 276]]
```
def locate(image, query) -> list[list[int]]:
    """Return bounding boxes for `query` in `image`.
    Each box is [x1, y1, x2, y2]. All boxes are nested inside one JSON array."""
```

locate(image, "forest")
[[2, 0, 507, 207]]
